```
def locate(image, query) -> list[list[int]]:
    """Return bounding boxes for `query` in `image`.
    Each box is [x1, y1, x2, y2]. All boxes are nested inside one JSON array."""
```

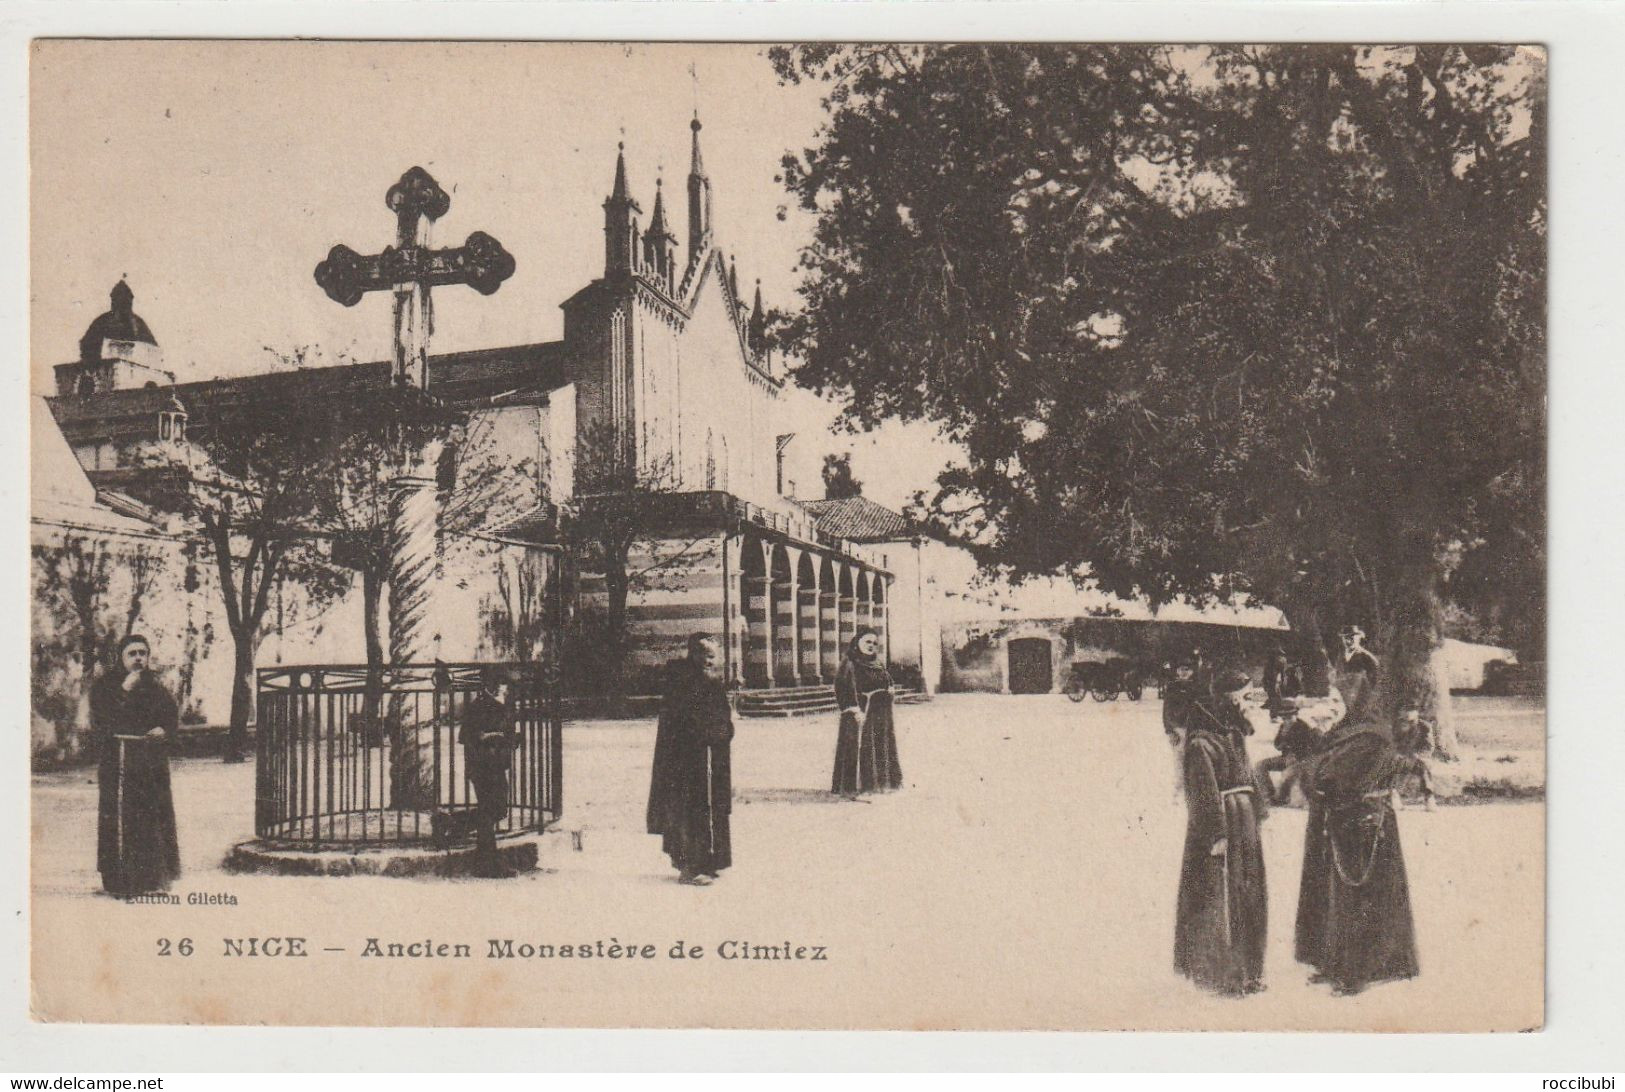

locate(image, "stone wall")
[[940, 616, 1292, 695]]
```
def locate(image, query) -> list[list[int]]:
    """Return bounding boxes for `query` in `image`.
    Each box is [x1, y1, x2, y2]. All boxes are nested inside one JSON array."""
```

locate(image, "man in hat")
[[1174, 666, 1270, 997], [90, 634, 181, 896], [460, 665, 520, 877], [647, 634, 734, 885]]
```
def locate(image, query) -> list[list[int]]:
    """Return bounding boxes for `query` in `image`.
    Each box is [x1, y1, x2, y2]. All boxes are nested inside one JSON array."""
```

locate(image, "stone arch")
[[870, 574, 889, 663], [855, 570, 873, 635], [1002, 622, 1064, 694], [769, 543, 795, 685], [796, 551, 819, 684], [818, 555, 839, 681], [836, 564, 857, 661], [739, 533, 770, 687]]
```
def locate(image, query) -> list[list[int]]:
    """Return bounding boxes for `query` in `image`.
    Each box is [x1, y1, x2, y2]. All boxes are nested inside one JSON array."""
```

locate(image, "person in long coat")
[[647, 635, 734, 885], [1294, 654, 1423, 995], [831, 628, 901, 796], [90, 634, 181, 896], [1174, 667, 1270, 997], [460, 666, 520, 878]]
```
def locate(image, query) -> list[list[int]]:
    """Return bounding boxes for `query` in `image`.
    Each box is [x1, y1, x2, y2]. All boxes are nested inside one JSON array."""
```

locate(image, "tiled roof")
[[797, 495, 913, 542]]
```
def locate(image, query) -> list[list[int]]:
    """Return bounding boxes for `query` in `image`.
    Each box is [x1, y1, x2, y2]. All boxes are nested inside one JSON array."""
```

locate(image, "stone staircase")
[[734, 684, 930, 718]]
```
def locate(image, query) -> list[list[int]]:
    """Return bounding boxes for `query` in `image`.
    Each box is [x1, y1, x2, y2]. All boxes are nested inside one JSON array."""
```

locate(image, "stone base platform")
[[224, 831, 555, 878]]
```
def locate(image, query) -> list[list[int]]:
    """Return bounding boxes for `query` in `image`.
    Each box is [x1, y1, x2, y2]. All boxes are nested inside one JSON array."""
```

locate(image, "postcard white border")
[[2, 0, 1620, 1073]]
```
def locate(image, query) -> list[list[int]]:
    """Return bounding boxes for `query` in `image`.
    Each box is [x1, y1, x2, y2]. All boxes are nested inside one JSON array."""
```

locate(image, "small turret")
[[644, 177, 678, 287], [749, 279, 768, 354], [602, 142, 642, 277], [687, 115, 713, 262]]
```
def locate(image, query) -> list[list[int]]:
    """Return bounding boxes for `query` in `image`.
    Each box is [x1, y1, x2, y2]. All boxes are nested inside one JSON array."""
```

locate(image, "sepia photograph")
[[24, 36, 1548, 1033]]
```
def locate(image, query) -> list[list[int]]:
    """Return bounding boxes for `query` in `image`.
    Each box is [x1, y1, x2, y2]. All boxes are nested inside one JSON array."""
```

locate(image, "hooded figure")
[[91, 634, 181, 896], [647, 635, 734, 884], [1174, 667, 1270, 996], [1294, 654, 1423, 994], [831, 628, 901, 795]]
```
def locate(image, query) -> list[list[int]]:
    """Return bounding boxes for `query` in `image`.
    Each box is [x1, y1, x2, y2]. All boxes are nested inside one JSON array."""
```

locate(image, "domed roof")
[[79, 280, 156, 362]]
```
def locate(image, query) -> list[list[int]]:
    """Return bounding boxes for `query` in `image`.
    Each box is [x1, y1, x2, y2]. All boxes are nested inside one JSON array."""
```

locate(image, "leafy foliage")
[[772, 45, 1545, 736], [31, 534, 165, 760], [821, 452, 864, 499], [556, 420, 682, 696]]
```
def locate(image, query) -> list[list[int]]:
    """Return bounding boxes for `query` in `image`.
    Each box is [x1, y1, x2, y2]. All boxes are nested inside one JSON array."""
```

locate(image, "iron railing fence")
[[253, 662, 562, 847]]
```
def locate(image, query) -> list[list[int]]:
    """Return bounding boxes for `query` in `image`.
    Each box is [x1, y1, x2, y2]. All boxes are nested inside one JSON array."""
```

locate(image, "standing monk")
[[647, 635, 734, 885], [1174, 667, 1269, 997], [461, 666, 519, 878], [1161, 658, 1199, 800], [1295, 652, 1423, 995], [831, 628, 901, 796], [90, 635, 181, 896]]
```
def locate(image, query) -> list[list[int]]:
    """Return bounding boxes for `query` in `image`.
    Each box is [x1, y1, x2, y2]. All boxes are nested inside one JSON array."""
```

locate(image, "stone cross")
[[314, 166, 515, 389], [312, 167, 516, 679]]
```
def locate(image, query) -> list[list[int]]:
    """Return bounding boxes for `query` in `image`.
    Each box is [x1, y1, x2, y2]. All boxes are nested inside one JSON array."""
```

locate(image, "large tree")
[[185, 392, 353, 761], [556, 421, 687, 697], [772, 44, 1545, 754]]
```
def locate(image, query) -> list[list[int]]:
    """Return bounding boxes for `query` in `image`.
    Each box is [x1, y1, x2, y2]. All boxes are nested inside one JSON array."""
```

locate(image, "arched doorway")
[[1007, 637, 1054, 694]]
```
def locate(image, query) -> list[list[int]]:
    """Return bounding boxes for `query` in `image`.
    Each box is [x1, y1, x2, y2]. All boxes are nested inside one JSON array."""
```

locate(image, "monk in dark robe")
[[1161, 659, 1199, 799], [1295, 653, 1423, 995], [91, 634, 181, 896], [647, 635, 734, 885], [1174, 667, 1269, 996], [831, 628, 901, 795], [461, 666, 519, 878]]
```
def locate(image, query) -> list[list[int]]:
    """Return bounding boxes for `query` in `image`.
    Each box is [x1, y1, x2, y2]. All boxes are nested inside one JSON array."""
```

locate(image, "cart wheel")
[[1090, 687, 1115, 702], [1127, 685, 1144, 701], [1066, 688, 1087, 703]]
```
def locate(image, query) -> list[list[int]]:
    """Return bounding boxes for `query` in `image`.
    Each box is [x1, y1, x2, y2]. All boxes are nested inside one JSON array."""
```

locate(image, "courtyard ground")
[[30, 694, 1544, 1031]]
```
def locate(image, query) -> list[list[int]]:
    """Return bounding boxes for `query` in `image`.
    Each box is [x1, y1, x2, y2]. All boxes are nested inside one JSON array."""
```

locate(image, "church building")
[[39, 118, 898, 739]]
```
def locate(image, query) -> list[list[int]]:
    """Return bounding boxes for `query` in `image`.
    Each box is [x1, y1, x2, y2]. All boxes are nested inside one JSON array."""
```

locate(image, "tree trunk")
[[225, 632, 256, 763], [603, 543, 631, 697], [75, 630, 101, 761], [1374, 560, 1459, 760], [360, 564, 385, 744]]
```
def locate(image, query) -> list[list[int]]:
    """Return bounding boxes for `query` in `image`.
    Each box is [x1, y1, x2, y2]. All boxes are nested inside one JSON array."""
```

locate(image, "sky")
[[30, 40, 961, 510]]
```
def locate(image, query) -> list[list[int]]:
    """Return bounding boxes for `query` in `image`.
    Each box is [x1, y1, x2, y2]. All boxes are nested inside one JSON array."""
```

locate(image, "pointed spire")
[[648, 176, 672, 237], [603, 141, 640, 276], [111, 279, 134, 313], [728, 254, 740, 300], [644, 176, 678, 286], [687, 114, 714, 259], [749, 279, 767, 352], [610, 140, 632, 202]]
